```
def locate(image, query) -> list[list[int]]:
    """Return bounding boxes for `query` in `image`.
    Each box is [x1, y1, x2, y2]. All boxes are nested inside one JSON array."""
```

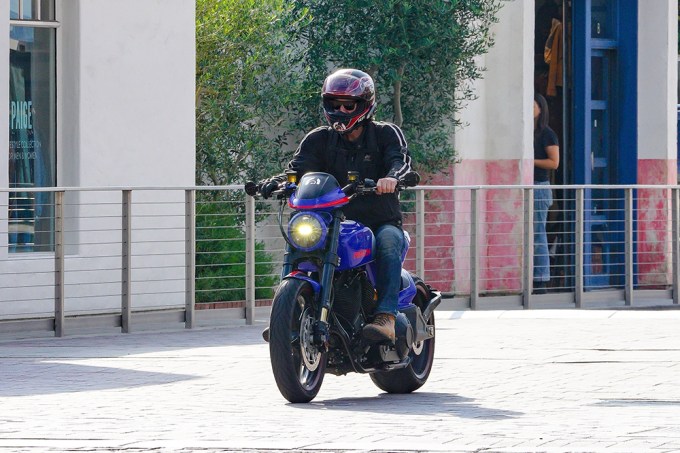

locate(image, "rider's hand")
[[258, 179, 279, 199], [375, 177, 398, 195]]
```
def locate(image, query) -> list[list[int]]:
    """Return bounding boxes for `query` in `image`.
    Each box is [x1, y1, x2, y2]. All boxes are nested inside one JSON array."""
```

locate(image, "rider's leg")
[[363, 224, 405, 342]]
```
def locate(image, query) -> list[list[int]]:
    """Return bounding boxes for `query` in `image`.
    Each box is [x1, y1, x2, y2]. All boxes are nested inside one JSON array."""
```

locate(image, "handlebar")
[[343, 172, 420, 197], [245, 172, 420, 200]]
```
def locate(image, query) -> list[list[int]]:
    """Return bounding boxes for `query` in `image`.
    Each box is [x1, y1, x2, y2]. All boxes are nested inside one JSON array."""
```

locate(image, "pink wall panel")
[[636, 159, 676, 286], [421, 159, 530, 294]]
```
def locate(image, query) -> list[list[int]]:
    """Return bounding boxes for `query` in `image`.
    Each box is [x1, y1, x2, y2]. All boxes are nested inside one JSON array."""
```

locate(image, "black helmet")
[[321, 69, 376, 134]]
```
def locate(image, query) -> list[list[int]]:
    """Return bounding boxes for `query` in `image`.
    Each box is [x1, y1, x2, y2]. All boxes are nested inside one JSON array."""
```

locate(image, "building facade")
[[2, 0, 677, 329], [1, 1, 195, 321], [427, 0, 678, 294]]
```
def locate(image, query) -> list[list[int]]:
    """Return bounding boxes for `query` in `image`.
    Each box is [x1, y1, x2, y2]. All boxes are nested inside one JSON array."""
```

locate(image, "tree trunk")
[[392, 64, 406, 127]]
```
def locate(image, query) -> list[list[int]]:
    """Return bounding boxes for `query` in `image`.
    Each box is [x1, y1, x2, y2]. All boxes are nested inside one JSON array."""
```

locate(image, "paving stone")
[[0, 309, 679, 452]]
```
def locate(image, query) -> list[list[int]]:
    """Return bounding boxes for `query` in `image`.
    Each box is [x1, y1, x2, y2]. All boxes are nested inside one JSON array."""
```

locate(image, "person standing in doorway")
[[533, 93, 559, 293]]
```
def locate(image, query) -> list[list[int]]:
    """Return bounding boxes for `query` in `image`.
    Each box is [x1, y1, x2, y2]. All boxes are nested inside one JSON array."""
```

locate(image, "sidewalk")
[[1, 310, 679, 452]]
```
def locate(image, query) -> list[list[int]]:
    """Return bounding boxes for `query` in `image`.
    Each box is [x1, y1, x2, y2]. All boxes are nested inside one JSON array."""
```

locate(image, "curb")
[[441, 308, 680, 320]]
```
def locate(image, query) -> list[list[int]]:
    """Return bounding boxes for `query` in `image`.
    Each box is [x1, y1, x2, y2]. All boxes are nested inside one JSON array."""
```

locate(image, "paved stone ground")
[[1, 309, 679, 453]]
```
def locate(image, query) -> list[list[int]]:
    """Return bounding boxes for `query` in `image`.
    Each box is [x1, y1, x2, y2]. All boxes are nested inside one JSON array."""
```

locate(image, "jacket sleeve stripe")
[[385, 124, 411, 178], [386, 123, 407, 148]]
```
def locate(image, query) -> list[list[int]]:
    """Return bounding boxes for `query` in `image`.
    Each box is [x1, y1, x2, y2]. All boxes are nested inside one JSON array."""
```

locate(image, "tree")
[[289, 0, 503, 173], [196, 0, 307, 302], [197, 0, 503, 180], [196, 0, 309, 185]]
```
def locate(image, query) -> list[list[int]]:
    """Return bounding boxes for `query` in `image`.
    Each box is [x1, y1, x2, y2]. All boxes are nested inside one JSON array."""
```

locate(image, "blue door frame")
[[571, 0, 638, 289]]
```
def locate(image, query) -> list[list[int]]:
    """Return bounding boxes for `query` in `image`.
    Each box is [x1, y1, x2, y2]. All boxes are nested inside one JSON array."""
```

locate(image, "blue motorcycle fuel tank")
[[337, 221, 375, 271]]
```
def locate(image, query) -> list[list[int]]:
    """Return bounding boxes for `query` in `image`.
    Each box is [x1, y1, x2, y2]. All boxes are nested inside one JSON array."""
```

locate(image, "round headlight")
[[288, 213, 327, 251]]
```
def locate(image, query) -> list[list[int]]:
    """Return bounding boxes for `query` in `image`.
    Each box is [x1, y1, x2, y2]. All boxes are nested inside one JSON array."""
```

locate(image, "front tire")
[[269, 278, 327, 403], [370, 281, 435, 393]]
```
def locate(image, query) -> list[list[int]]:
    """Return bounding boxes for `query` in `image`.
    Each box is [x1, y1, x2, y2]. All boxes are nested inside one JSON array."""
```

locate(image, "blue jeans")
[[533, 181, 553, 282], [373, 224, 406, 316]]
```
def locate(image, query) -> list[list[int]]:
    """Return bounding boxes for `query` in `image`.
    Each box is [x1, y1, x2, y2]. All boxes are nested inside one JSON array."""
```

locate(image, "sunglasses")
[[330, 100, 358, 112]]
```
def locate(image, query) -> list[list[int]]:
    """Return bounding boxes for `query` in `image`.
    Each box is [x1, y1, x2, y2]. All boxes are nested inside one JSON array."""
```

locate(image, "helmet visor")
[[327, 99, 358, 113]]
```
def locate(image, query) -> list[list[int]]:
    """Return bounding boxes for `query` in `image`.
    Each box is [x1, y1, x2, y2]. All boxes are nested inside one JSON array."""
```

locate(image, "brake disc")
[[299, 309, 321, 371]]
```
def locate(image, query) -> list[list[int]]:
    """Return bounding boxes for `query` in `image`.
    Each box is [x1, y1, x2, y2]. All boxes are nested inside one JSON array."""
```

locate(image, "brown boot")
[[262, 327, 270, 343], [362, 313, 396, 343]]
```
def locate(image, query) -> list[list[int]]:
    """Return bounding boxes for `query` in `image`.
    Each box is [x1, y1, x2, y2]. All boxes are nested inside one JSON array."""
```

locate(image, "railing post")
[[470, 188, 479, 310], [624, 188, 634, 306], [575, 188, 584, 308], [523, 188, 534, 308], [54, 191, 65, 337], [416, 188, 425, 279], [185, 190, 196, 329], [245, 194, 256, 324], [673, 188, 680, 305], [121, 190, 132, 333]]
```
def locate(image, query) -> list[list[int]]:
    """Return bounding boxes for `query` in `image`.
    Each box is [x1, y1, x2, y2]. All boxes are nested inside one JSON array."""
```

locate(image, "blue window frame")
[[571, 0, 638, 289]]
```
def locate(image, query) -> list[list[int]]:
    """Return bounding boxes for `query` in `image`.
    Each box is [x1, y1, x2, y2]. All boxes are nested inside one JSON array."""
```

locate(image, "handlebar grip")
[[401, 172, 420, 188], [244, 181, 258, 196]]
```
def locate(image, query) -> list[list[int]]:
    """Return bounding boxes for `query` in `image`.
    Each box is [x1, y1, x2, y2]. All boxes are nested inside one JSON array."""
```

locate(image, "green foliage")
[[289, 0, 503, 173], [196, 0, 309, 185], [197, 0, 503, 182], [195, 194, 277, 303]]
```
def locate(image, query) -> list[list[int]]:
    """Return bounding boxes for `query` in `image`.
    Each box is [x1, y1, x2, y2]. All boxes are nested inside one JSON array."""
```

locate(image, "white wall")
[[1, 1, 196, 319], [455, 0, 534, 166], [637, 0, 677, 160], [62, 0, 195, 187]]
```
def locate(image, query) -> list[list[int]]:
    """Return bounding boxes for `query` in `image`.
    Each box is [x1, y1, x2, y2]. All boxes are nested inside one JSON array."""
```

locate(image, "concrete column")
[[638, 0, 676, 165], [637, 0, 677, 287], [448, 0, 535, 296]]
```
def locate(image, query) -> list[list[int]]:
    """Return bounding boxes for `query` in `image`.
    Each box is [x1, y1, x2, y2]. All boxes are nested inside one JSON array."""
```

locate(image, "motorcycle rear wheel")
[[370, 280, 435, 393], [269, 278, 327, 403]]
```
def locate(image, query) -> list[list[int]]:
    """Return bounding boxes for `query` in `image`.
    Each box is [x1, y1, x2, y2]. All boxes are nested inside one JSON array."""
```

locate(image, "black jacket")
[[286, 121, 412, 230]]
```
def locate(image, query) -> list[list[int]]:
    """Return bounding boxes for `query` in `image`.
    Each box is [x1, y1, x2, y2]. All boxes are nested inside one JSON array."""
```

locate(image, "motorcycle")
[[245, 170, 441, 403]]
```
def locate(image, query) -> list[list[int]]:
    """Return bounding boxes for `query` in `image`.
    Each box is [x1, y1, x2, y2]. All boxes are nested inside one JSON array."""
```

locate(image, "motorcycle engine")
[[333, 271, 367, 325]]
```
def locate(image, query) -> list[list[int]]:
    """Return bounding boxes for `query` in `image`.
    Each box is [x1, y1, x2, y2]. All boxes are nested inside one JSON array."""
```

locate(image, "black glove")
[[258, 179, 280, 199], [244, 181, 258, 197]]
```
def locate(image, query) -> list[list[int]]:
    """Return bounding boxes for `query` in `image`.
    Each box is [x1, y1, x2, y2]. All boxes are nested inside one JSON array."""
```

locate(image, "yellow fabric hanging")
[[544, 18, 563, 97]]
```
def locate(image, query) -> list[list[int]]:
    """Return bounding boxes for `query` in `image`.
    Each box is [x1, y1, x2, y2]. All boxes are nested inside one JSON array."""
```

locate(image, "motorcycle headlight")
[[288, 212, 327, 251]]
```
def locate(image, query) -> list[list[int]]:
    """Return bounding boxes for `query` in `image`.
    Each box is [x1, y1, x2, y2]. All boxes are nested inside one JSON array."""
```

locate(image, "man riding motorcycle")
[[259, 68, 414, 342]]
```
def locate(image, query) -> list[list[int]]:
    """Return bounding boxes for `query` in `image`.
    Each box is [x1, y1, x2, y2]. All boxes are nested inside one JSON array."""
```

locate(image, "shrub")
[[195, 196, 277, 303]]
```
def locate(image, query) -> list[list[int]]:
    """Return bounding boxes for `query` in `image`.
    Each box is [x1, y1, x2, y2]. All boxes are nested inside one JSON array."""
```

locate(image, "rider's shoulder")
[[305, 126, 333, 138], [299, 126, 331, 148], [372, 120, 402, 133], [371, 121, 405, 142]]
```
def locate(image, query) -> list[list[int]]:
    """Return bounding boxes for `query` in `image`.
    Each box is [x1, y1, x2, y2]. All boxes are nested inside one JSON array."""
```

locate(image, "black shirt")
[[534, 126, 559, 182]]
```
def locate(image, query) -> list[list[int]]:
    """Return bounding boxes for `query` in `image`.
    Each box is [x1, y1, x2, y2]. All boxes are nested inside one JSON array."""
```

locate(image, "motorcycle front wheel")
[[269, 278, 327, 403], [370, 280, 435, 393]]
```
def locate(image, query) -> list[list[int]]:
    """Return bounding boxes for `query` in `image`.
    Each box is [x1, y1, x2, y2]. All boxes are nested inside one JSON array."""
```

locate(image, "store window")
[[9, 0, 57, 252]]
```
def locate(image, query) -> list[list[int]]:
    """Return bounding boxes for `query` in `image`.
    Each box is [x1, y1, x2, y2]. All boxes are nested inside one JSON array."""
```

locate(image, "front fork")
[[281, 211, 343, 348]]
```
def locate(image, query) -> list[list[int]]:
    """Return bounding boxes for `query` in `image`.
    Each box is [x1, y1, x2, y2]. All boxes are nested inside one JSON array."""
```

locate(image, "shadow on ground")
[[0, 360, 197, 397], [291, 392, 523, 420]]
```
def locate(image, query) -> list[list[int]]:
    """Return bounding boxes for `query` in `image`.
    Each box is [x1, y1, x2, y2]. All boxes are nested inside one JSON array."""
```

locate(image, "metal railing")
[[1, 184, 678, 337]]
